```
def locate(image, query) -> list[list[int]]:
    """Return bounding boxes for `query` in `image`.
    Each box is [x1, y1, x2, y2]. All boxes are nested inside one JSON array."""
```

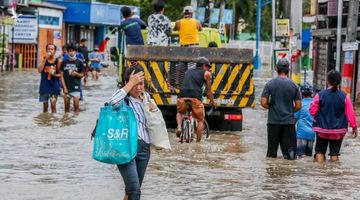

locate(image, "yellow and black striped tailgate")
[[133, 61, 254, 108]]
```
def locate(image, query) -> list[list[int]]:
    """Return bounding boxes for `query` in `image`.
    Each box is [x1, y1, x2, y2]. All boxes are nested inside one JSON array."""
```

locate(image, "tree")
[[99, 0, 189, 21], [234, 0, 272, 41]]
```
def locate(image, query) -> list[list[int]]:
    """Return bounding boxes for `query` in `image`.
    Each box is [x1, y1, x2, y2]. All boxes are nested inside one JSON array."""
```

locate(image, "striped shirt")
[[109, 88, 150, 144]]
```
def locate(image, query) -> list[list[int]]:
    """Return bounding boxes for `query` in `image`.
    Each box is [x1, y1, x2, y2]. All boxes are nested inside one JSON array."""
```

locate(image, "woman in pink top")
[[310, 70, 357, 162]]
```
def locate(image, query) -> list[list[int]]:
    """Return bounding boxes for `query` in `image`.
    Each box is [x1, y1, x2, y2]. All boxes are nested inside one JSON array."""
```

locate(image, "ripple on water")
[[1, 68, 360, 199]]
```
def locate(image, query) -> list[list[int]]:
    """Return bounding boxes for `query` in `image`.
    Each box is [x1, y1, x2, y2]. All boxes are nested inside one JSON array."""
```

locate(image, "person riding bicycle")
[[176, 57, 215, 142]]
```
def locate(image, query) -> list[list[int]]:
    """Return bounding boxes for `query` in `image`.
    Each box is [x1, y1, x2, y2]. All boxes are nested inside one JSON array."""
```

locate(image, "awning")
[[46, 1, 140, 26]]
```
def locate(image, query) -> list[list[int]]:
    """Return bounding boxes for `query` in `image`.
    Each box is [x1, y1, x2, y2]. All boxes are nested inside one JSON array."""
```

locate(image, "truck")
[[115, 28, 255, 131]]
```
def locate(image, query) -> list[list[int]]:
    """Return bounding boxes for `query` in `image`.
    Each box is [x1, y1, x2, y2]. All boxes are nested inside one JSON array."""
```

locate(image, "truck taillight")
[[224, 114, 242, 121]]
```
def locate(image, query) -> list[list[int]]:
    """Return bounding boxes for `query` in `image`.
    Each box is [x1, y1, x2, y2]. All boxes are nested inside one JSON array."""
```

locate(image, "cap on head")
[[196, 57, 211, 68], [276, 58, 290, 69], [300, 82, 313, 95], [183, 6, 194, 14]]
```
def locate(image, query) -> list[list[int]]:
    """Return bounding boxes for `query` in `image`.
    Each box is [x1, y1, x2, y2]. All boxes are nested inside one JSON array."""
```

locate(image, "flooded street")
[[1, 67, 360, 200]]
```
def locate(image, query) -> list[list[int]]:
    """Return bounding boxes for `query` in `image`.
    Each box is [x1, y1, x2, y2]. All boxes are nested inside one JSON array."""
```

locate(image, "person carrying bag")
[[92, 101, 138, 164], [143, 92, 171, 150], [103, 64, 149, 200]]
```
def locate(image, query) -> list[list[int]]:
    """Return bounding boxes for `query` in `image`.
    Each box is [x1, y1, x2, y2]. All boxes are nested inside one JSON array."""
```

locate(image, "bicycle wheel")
[[180, 119, 186, 143], [186, 120, 191, 143], [203, 120, 210, 139]]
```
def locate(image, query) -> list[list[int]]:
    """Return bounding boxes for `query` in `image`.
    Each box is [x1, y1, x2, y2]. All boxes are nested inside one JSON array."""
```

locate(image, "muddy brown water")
[[1, 68, 360, 200]]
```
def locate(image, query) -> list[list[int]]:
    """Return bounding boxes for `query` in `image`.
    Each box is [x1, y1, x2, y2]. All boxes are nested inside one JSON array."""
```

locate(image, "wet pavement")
[[1, 67, 360, 200]]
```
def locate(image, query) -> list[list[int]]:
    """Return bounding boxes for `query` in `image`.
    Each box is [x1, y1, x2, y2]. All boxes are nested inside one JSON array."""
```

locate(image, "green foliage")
[[237, 1, 272, 41]]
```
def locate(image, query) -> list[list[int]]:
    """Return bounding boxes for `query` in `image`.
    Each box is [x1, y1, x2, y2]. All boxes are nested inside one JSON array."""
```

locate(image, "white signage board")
[[342, 42, 358, 51], [9, 16, 38, 44]]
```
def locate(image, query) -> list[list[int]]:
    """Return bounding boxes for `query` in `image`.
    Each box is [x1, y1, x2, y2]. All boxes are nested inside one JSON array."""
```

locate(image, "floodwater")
[[1, 67, 360, 200]]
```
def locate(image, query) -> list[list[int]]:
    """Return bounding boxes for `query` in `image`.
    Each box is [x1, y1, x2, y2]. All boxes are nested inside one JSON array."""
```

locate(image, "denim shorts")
[[39, 94, 58, 102], [297, 139, 314, 157], [91, 67, 101, 72], [66, 92, 81, 99]]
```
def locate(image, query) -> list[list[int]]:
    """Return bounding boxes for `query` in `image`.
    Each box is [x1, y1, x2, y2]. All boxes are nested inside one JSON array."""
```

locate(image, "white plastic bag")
[[143, 92, 171, 150]]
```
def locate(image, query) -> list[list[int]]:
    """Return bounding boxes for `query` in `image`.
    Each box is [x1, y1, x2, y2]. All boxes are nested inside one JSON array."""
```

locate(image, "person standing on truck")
[[174, 6, 202, 70], [174, 6, 202, 47], [176, 57, 215, 142], [120, 6, 147, 46], [147, 0, 171, 46], [260, 59, 302, 160]]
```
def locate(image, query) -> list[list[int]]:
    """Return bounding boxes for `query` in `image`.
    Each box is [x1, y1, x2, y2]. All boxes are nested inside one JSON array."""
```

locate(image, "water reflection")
[[1, 68, 360, 199]]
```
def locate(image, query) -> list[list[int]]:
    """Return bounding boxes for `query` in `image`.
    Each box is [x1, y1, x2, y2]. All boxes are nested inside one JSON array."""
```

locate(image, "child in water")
[[295, 82, 315, 157]]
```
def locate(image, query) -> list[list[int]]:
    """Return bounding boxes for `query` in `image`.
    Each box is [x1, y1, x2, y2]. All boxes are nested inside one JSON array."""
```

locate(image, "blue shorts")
[[297, 139, 314, 157], [39, 94, 58, 103], [91, 66, 101, 72], [66, 92, 81, 99]]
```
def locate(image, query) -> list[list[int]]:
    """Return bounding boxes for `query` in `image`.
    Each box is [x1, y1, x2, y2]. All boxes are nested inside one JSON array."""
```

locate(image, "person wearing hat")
[[176, 57, 215, 142], [260, 59, 302, 160], [294, 82, 316, 157], [174, 5, 202, 47], [89, 46, 104, 81]]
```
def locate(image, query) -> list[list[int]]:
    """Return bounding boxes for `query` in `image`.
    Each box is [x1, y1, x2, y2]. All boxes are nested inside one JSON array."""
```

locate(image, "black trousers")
[[267, 124, 297, 160]]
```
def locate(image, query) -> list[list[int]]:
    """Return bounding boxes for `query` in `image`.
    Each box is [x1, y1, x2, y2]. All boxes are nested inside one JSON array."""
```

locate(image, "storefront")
[[46, 1, 140, 51], [7, 1, 66, 69], [312, 28, 344, 91], [37, 4, 66, 61]]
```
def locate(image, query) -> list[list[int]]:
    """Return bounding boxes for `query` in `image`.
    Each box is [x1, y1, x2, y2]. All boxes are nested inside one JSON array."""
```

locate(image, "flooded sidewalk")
[[1, 68, 360, 199]]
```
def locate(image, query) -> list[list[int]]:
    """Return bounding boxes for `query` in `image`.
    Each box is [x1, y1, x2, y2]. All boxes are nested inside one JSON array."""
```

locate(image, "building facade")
[[312, 0, 360, 102], [46, 0, 140, 52]]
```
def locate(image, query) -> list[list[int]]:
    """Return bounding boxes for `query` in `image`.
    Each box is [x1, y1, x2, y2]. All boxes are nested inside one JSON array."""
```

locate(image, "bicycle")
[[180, 99, 211, 143]]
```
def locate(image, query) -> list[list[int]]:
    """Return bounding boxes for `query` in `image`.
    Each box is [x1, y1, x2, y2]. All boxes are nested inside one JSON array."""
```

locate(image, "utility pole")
[[290, 0, 302, 84], [204, 0, 213, 27], [342, 0, 359, 98], [231, 0, 236, 40], [335, 0, 343, 71], [279, 0, 291, 19], [272, 0, 276, 73], [254, 0, 261, 69], [191, 0, 197, 18], [218, 0, 225, 28]]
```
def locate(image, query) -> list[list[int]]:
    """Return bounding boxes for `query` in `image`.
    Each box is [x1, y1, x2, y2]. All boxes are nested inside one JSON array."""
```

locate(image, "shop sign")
[[310, 0, 316, 15], [276, 19, 290, 37], [342, 42, 358, 51], [9, 16, 38, 44]]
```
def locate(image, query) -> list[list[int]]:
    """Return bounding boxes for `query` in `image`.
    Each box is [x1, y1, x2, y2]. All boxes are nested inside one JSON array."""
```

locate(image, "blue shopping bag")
[[92, 101, 138, 164]]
